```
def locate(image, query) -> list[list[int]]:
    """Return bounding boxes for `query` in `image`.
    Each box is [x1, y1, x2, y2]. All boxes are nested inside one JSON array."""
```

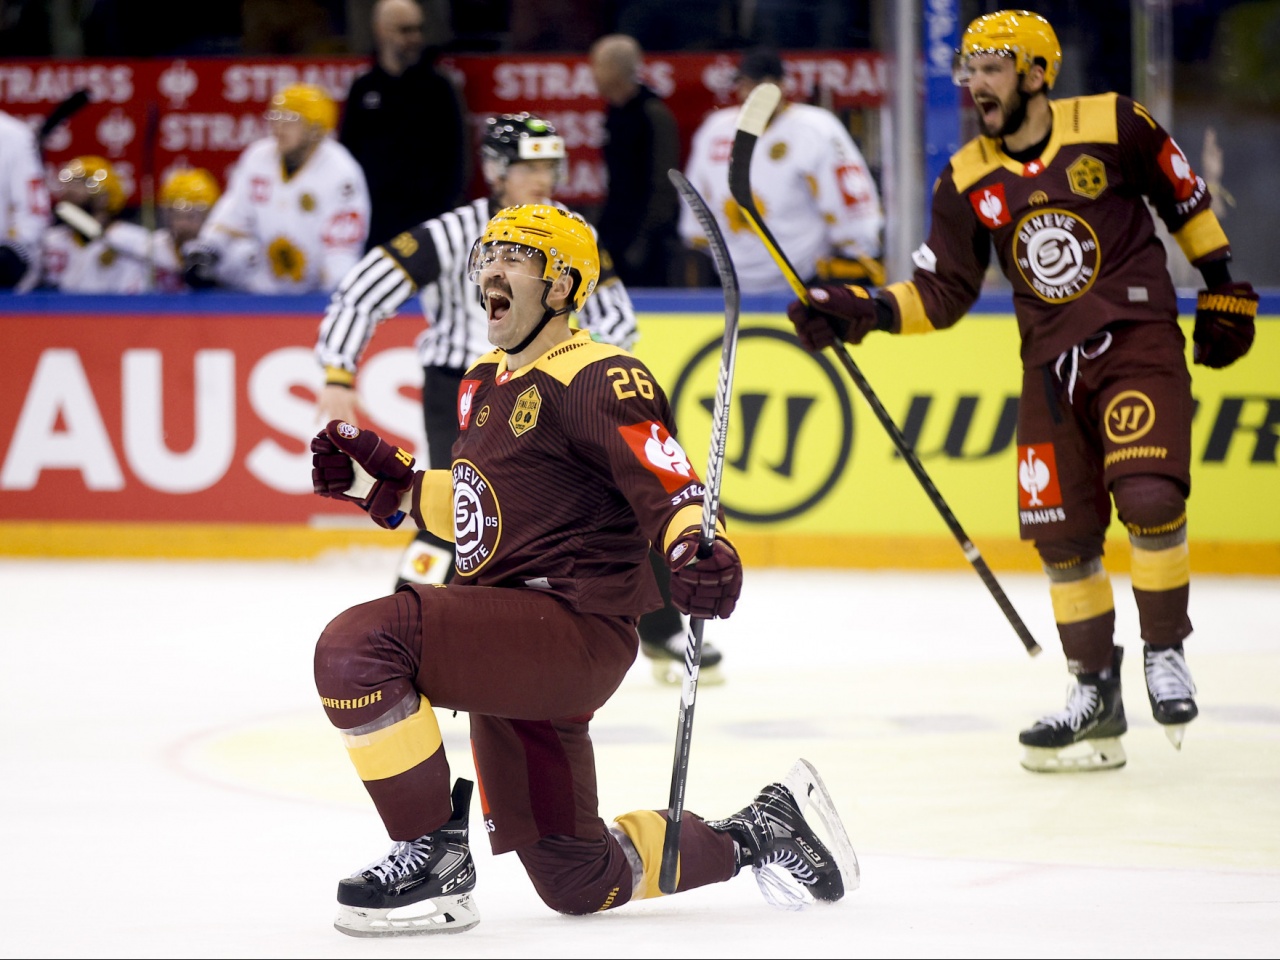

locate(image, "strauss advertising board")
[[1, 50, 886, 210], [1, 295, 1276, 574]]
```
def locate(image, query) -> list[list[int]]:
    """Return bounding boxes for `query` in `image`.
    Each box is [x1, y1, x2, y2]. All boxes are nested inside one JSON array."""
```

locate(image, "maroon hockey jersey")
[[417, 330, 710, 618], [884, 93, 1231, 366]]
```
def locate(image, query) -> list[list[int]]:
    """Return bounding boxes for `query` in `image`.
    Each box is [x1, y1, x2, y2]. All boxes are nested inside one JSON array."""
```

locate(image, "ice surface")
[[2, 555, 1277, 958]]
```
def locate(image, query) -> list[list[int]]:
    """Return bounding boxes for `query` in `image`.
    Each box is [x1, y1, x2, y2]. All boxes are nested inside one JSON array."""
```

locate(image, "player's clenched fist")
[[666, 529, 743, 620], [312, 420, 416, 529]]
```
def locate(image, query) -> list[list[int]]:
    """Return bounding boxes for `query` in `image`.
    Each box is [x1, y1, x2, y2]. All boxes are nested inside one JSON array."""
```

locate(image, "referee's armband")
[[325, 366, 355, 388]]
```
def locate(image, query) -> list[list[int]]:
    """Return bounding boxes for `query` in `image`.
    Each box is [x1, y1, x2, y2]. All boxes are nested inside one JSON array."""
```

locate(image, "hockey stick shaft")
[[38, 88, 91, 153], [659, 168, 741, 895], [730, 84, 1041, 657], [141, 101, 160, 291]]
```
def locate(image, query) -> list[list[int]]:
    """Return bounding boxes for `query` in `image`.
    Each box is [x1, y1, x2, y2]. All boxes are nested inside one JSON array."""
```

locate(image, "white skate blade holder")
[[344, 460, 415, 513], [1021, 737, 1127, 773], [768, 758, 860, 906], [335, 892, 480, 938]]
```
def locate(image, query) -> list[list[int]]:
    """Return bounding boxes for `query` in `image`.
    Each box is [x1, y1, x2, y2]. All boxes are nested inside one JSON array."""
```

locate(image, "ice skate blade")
[[334, 893, 479, 937], [1020, 737, 1127, 773], [1162, 723, 1188, 750], [650, 659, 725, 686], [781, 758, 860, 900]]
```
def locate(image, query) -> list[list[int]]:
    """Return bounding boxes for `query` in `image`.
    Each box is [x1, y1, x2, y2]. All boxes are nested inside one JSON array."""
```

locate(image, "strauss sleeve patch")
[[618, 421, 696, 492]]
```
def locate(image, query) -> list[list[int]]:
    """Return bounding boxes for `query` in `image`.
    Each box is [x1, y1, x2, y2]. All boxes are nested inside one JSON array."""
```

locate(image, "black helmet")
[[480, 113, 566, 184]]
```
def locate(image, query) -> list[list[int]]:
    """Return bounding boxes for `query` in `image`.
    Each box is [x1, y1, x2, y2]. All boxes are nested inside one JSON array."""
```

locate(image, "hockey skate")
[[641, 623, 725, 686], [334, 778, 478, 937], [707, 758, 858, 910], [1019, 647, 1128, 773], [1144, 642, 1198, 749]]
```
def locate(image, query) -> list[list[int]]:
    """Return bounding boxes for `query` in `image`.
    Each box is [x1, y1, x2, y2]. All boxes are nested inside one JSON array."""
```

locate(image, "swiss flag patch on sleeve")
[[618, 421, 697, 493]]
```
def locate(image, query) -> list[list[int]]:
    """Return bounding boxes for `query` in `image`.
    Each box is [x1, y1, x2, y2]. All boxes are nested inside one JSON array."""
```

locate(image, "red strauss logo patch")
[[458, 379, 481, 429], [969, 183, 1011, 228], [617, 421, 696, 493], [1017, 443, 1063, 509], [1157, 137, 1198, 202]]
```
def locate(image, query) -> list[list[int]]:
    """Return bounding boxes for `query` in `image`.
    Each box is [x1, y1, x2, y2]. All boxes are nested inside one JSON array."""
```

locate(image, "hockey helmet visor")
[[467, 204, 598, 311]]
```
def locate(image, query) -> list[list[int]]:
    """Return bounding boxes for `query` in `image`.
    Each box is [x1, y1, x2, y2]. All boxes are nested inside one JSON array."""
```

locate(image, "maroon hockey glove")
[[786, 283, 879, 352], [1193, 281, 1258, 369], [666, 530, 743, 620], [311, 420, 415, 529]]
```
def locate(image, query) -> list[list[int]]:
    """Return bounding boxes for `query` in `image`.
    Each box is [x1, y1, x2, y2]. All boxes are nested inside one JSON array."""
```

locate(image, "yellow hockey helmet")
[[954, 10, 1062, 90], [57, 155, 126, 214], [468, 204, 599, 311], [159, 168, 220, 210], [267, 83, 337, 132]]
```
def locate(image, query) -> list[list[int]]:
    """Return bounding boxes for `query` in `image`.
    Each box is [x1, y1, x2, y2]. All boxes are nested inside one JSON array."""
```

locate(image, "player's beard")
[[975, 83, 1032, 140], [997, 87, 1033, 139]]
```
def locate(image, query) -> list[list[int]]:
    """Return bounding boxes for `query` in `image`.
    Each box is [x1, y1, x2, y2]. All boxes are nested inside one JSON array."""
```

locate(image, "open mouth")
[[975, 97, 1003, 127], [486, 288, 511, 322]]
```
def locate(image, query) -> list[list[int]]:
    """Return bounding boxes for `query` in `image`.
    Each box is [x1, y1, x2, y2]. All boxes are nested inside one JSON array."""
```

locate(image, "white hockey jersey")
[[199, 136, 370, 294], [679, 101, 884, 294], [42, 220, 165, 293], [0, 110, 51, 291]]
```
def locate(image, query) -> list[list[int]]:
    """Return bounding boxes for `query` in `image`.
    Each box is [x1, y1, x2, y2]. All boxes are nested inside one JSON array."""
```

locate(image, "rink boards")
[[1, 291, 1277, 573]]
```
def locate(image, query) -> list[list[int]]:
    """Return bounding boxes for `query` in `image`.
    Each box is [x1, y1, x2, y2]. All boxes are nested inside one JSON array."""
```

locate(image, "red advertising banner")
[[1, 50, 885, 209], [0, 309, 424, 523]]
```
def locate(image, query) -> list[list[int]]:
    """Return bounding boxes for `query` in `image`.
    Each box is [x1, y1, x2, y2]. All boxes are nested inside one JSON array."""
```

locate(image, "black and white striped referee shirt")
[[316, 197, 638, 377]]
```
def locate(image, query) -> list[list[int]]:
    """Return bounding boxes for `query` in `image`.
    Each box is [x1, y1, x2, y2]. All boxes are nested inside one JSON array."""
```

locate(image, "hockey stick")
[[38, 88, 91, 155], [658, 168, 741, 895], [140, 102, 160, 291], [730, 83, 1041, 658]]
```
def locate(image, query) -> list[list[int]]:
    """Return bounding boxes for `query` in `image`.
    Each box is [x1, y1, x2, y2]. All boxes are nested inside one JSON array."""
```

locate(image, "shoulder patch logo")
[[618, 421, 695, 493], [969, 183, 1010, 228], [836, 161, 873, 207], [458, 379, 482, 429], [1067, 155, 1107, 199], [509, 385, 541, 437], [1157, 137, 1198, 202]]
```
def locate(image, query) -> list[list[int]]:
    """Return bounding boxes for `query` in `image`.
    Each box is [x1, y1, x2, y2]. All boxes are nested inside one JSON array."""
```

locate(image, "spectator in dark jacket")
[[340, 0, 468, 248], [589, 33, 681, 288]]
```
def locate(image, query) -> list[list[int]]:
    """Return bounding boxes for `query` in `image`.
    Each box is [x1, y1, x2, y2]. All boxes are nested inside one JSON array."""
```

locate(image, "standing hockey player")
[[184, 84, 369, 293], [314, 112, 718, 684], [679, 48, 884, 293], [783, 10, 1257, 771], [310, 203, 856, 936]]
